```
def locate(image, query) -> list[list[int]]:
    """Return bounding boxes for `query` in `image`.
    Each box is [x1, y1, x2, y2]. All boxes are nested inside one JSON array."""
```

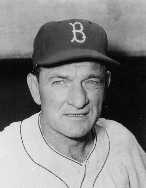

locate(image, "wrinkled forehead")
[[40, 61, 106, 77]]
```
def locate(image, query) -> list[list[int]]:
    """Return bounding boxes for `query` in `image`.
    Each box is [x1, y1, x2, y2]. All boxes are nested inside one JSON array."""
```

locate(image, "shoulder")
[[97, 118, 133, 138], [0, 121, 21, 159], [0, 113, 39, 138], [0, 113, 40, 156], [96, 119, 146, 184], [20, 112, 40, 127], [0, 121, 21, 142], [96, 118, 143, 153], [97, 118, 146, 163]]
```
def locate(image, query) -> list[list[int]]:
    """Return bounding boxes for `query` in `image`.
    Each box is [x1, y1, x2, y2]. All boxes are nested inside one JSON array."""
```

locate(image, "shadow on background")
[[0, 57, 146, 151]]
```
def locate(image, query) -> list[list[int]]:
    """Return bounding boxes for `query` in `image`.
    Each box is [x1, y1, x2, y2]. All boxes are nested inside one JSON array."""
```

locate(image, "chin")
[[68, 129, 93, 140], [65, 124, 93, 139]]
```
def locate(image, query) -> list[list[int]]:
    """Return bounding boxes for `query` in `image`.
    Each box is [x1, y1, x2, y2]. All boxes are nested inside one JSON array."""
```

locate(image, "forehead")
[[40, 61, 105, 77]]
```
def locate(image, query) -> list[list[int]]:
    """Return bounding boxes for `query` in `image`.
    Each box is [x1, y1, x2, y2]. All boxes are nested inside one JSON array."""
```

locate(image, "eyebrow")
[[85, 74, 104, 79], [47, 75, 71, 80], [47, 73, 104, 82]]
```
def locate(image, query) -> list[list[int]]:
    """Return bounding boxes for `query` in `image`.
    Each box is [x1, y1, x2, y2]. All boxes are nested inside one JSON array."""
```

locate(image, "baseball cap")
[[32, 19, 119, 67]]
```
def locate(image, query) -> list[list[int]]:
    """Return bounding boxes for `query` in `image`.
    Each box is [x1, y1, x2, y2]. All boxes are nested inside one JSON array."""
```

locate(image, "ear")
[[102, 70, 111, 106], [27, 73, 41, 105], [106, 70, 111, 88], [103, 70, 111, 101]]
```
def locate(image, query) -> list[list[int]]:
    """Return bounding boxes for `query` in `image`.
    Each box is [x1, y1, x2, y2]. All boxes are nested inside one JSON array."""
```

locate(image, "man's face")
[[29, 61, 107, 139]]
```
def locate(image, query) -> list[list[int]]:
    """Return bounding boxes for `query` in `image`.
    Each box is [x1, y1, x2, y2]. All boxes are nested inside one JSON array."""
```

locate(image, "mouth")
[[64, 112, 89, 118]]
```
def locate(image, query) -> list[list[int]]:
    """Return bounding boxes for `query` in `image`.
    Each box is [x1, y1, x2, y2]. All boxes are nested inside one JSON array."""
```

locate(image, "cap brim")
[[36, 49, 120, 68]]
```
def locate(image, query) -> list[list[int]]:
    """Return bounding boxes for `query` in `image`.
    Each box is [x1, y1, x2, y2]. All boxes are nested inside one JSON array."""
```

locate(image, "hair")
[[32, 65, 41, 80]]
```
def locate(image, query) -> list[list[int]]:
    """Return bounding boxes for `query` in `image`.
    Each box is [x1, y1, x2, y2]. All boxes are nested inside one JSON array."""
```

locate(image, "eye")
[[51, 78, 70, 87], [52, 79, 65, 85], [84, 78, 105, 89]]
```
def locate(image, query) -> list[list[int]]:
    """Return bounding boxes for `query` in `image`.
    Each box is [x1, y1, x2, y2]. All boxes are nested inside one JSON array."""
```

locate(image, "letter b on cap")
[[69, 22, 86, 43]]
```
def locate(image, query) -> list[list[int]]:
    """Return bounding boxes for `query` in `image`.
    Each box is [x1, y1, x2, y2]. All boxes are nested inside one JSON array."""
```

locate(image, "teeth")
[[67, 114, 85, 117]]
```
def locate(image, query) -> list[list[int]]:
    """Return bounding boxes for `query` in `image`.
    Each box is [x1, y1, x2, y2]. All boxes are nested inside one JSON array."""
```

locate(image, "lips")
[[64, 111, 89, 117], [66, 114, 86, 117]]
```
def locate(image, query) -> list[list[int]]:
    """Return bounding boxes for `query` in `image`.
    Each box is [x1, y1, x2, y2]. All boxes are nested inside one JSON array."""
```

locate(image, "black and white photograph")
[[0, 0, 146, 187]]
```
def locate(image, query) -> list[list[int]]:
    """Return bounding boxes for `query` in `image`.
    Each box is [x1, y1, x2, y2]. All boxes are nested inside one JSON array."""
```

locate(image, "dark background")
[[0, 57, 146, 151]]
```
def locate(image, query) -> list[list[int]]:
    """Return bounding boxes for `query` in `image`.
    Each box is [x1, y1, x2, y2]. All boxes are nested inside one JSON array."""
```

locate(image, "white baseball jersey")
[[0, 112, 146, 188]]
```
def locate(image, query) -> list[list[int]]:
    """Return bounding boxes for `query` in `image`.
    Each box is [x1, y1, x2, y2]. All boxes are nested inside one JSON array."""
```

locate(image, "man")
[[0, 19, 146, 188]]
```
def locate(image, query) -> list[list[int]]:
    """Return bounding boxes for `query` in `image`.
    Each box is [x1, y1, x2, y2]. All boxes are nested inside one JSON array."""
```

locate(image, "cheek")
[[88, 90, 104, 117], [39, 86, 67, 110], [89, 89, 104, 106]]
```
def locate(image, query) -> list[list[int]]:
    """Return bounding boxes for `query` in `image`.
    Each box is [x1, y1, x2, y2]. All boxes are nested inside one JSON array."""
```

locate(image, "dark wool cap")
[[32, 19, 119, 67]]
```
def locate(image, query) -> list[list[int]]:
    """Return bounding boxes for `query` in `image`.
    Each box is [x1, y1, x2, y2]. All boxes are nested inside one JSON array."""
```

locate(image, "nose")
[[67, 83, 89, 109]]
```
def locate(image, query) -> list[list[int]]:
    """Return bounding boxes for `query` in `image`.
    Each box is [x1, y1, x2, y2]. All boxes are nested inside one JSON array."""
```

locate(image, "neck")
[[39, 118, 95, 163]]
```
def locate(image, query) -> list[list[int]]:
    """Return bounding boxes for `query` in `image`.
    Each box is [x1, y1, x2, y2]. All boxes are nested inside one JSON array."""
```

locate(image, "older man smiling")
[[0, 19, 146, 188]]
